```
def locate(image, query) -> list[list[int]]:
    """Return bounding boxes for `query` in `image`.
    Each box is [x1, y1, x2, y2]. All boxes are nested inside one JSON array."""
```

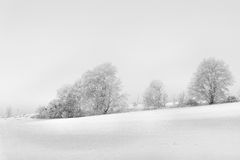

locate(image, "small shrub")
[[225, 96, 239, 103], [186, 99, 198, 106], [36, 106, 49, 119]]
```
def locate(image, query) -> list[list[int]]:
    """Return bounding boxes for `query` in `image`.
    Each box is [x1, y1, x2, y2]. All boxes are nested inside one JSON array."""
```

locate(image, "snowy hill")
[[1, 103, 240, 160]]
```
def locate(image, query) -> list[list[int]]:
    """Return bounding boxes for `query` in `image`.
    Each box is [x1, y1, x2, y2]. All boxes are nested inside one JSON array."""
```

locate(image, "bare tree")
[[143, 80, 167, 109], [189, 58, 233, 104]]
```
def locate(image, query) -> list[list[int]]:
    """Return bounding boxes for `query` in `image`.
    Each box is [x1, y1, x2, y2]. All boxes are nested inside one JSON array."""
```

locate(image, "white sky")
[[0, 0, 240, 112]]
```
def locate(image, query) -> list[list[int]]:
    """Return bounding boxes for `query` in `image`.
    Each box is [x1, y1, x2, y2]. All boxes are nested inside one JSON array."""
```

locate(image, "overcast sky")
[[0, 0, 240, 112]]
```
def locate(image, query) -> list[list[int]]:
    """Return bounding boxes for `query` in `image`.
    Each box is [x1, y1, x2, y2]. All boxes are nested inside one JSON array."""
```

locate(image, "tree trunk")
[[209, 95, 215, 105], [103, 103, 110, 114]]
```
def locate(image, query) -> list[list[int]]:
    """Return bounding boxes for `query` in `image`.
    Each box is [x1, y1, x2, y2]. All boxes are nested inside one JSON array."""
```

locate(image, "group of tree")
[[38, 58, 239, 119], [142, 58, 238, 109], [37, 63, 127, 119]]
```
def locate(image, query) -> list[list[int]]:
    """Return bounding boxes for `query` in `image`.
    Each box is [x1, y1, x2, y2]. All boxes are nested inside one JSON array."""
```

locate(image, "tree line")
[[37, 63, 127, 119], [37, 58, 238, 119]]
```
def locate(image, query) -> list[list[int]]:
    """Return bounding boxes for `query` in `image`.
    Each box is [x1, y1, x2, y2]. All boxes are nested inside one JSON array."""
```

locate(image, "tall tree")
[[189, 58, 233, 104]]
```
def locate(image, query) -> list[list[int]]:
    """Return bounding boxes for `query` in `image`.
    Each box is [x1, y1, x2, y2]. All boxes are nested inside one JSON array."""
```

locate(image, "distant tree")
[[189, 58, 233, 104], [237, 90, 240, 100], [81, 63, 127, 114], [36, 63, 127, 119], [37, 106, 49, 119], [56, 85, 78, 118], [185, 99, 199, 106], [47, 99, 64, 118], [177, 92, 187, 107], [5, 106, 12, 118], [42, 81, 84, 119], [143, 80, 167, 109], [71, 80, 84, 117], [133, 95, 140, 107], [225, 96, 239, 103]]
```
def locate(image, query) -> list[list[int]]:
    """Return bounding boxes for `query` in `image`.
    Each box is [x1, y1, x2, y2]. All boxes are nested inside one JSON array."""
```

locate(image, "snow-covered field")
[[0, 135, 6, 160], [1, 103, 240, 160]]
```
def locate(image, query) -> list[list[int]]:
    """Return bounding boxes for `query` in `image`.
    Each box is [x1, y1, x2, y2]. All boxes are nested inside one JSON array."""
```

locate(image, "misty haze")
[[1, 0, 240, 160]]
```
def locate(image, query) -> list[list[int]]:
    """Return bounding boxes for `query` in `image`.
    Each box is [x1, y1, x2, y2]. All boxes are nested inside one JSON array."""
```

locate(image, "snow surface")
[[1, 103, 240, 160], [0, 135, 6, 160]]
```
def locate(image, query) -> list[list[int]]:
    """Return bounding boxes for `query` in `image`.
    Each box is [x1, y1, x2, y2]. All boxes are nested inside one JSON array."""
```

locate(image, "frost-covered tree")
[[70, 80, 84, 117], [37, 106, 49, 119], [47, 82, 84, 118], [81, 63, 127, 114], [37, 63, 127, 118], [177, 92, 187, 107], [189, 58, 233, 104], [143, 80, 167, 109], [47, 99, 64, 118], [225, 96, 239, 103], [56, 85, 78, 118], [5, 106, 12, 118]]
